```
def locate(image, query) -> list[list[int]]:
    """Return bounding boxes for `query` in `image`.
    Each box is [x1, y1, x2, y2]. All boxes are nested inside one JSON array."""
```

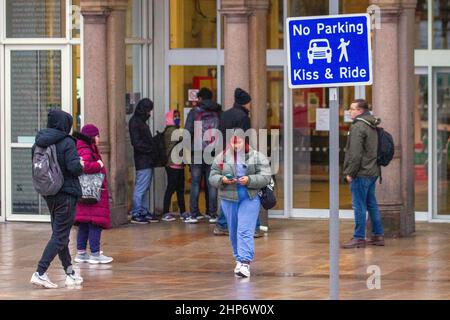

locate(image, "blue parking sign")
[[286, 14, 372, 88]]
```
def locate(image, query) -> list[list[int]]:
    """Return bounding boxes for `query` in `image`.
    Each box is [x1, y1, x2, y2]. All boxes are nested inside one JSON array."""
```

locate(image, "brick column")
[[220, 1, 251, 109], [370, 0, 408, 237]]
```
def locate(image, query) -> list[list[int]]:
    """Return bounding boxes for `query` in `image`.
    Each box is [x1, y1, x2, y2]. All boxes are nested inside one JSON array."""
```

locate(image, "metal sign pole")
[[329, 87, 340, 300]]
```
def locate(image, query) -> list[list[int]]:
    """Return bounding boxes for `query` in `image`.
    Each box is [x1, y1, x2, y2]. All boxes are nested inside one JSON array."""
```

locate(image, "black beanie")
[[234, 88, 251, 105]]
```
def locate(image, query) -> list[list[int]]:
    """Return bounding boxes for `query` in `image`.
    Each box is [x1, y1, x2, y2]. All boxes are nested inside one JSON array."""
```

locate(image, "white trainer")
[[30, 272, 58, 289], [234, 261, 242, 274], [236, 263, 250, 278], [88, 254, 114, 264], [65, 272, 84, 286]]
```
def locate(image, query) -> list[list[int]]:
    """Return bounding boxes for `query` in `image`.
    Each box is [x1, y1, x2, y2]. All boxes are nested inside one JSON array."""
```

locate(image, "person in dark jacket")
[[342, 99, 385, 249], [184, 88, 221, 224], [129, 98, 159, 224], [30, 109, 84, 289], [73, 124, 113, 264], [214, 88, 263, 238]]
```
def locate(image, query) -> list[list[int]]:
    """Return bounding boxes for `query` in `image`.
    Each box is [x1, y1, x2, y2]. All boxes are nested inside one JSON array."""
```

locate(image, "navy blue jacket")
[[32, 110, 83, 198]]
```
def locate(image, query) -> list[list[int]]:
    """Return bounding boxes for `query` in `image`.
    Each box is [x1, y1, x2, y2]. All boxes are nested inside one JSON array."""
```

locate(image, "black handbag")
[[258, 178, 276, 210]]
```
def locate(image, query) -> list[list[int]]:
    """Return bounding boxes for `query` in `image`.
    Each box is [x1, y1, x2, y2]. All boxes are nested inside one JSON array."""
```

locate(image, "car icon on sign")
[[308, 39, 332, 64]]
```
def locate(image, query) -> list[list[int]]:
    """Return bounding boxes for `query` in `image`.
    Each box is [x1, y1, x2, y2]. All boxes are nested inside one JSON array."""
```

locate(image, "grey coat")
[[209, 148, 272, 202]]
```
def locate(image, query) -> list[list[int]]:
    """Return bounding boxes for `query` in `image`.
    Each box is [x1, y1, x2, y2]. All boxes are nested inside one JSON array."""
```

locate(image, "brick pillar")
[[220, 0, 251, 109]]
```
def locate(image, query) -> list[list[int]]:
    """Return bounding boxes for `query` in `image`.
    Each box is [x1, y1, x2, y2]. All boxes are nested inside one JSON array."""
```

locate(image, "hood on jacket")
[[165, 110, 177, 126], [355, 111, 381, 128], [134, 98, 153, 121], [73, 131, 93, 145], [199, 99, 221, 113], [47, 109, 73, 134], [35, 110, 73, 147]]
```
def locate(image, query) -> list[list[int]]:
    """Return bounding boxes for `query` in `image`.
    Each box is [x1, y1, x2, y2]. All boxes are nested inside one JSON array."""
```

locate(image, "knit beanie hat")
[[81, 124, 99, 138], [234, 88, 251, 105]]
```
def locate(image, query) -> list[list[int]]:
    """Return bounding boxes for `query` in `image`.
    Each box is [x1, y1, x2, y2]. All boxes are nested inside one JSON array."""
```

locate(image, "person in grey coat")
[[209, 132, 271, 278]]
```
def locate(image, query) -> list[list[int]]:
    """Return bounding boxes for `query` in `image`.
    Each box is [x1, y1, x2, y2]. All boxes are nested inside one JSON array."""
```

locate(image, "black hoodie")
[[32, 109, 83, 197], [129, 99, 156, 170]]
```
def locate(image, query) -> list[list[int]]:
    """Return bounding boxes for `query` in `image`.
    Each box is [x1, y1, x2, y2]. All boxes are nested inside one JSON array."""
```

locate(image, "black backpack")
[[151, 129, 168, 167], [376, 127, 394, 167], [357, 118, 394, 167]]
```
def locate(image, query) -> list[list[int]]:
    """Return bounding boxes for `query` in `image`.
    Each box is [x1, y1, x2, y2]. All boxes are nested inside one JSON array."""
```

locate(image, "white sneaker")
[[30, 272, 58, 289], [88, 254, 114, 264], [236, 263, 250, 278], [65, 272, 83, 286], [234, 261, 242, 274], [184, 216, 198, 224]]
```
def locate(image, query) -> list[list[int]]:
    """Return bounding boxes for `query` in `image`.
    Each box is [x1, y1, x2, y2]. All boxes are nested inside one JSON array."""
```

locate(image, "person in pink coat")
[[73, 124, 113, 264]]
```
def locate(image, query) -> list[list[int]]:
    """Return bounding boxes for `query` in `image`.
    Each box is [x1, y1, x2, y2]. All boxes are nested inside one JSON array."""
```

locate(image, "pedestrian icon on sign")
[[338, 38, 350, 62]]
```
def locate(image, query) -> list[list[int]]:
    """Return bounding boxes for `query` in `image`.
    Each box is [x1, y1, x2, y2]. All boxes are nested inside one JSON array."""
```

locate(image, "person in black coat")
[[30, 109, 84, 289], [214, 88, 263, 237], [128, 98, 159, 224]]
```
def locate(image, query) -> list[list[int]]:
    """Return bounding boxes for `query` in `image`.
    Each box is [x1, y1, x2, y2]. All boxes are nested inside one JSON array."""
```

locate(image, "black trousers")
[[163, 167, 186, 214], [37, 193, 77, 275]]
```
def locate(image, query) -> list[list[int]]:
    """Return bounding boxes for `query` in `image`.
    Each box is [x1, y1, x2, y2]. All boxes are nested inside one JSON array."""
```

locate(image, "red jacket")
[[74, 132, 111, 229]]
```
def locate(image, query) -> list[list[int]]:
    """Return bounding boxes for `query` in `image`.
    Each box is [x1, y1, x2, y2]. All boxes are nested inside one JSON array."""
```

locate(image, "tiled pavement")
[[0, 219, 449, 300]]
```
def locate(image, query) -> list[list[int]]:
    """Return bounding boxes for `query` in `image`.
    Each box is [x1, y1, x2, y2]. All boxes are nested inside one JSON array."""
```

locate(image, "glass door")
[[434, 68, 450, 219], [4, 45, 69, 222]]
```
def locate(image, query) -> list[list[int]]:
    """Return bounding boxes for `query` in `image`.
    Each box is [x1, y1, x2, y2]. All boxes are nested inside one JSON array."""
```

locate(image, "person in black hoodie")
[[128, 98, 159, 224], [184, 88, 221, 224], [30, 109, 84, 289]]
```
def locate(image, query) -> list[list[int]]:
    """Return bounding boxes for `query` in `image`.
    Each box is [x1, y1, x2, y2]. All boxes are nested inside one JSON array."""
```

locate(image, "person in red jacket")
[[73, 124, 113, 264]]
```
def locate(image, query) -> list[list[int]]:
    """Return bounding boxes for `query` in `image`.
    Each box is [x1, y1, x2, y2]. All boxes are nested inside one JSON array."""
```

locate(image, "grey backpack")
[[32, 144, 64, 196]]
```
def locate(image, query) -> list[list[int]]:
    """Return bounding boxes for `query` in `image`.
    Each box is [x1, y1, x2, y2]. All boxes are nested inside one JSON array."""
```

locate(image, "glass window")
[[126, 0, 143, 38], [6, 0, 66, 38], [170, 0, 217, 48], [125, 45, 143, 117], [416, 0, 428, 49], [267, 68, 284, 209], [435, 70, 450, 216], [340, 0, 369, 14], [433, 0, 450, 49], [267, 0, 284, 49], [10, 50, 62, 143], [288, 0, 328, 17], [72, 45, 81, 131], [414, 74, 428, 212], [71, 0, 81, 39]]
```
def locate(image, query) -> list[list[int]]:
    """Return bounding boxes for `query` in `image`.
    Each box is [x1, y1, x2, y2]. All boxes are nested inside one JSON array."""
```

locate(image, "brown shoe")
[[367, 236, 385, 246], [213, 226, 229, 236], [341, 238, 366, 249], [253, 230, 264, 238]]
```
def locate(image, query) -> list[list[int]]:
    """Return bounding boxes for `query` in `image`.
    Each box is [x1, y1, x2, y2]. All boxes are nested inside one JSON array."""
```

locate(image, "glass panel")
[[11, 149, 49, 215], [71, 0, 81, 39], [288, 0, 328, 17], [6, 0, 66, 38], [433, 0, 450, 49], [267, 68, 284, 209], [340, 0, 369, 14], [125, 44, 143, 212], [170, 0, 217, 48], [415, 74, 428, 212], [416, 0, 428, 49], [11, 50, 62, 143], [436, 70, 450, 216], [170, 66, 218, 213], [126, 0, 143, 38], [267, 0, 284, 49], [72, 45, 81, 131]]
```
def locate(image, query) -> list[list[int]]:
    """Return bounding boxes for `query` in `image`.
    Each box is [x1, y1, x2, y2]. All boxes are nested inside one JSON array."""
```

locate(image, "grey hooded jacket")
[[209, 148, 272, 202]]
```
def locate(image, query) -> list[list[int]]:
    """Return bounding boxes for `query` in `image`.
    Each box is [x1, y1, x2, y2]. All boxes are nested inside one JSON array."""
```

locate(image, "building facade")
[[0, 0, 449, 234]]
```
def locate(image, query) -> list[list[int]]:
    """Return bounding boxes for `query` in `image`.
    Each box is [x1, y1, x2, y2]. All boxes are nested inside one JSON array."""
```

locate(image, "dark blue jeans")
[[37, 193, 77, 275], [216, 205, 261, 231], [77, 222, 102, 254], [189, 164, 217, 216], [350, 176, 384, 239]]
